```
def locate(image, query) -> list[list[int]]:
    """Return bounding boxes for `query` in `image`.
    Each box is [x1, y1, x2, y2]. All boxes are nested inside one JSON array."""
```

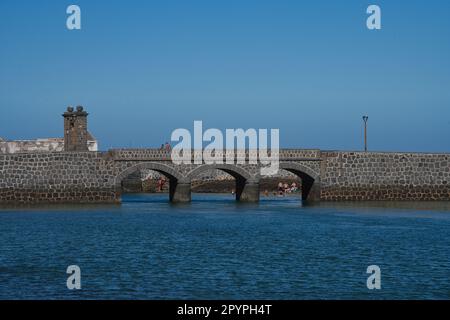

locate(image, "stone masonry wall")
[[0, 149, 449, 204], [0, 152, 117, 204], [321, 151, 450, 201]]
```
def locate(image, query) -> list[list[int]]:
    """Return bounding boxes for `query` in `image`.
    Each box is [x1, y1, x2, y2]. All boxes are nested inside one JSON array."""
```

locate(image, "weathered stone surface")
[[63, 106, 90, 152], [320, 151, 450, 201], [0, 138, 97, 154], [0, 152, 117, 204]]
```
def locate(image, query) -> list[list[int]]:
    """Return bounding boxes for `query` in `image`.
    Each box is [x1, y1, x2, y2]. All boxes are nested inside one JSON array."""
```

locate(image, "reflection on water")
[[0, 193, 449, 299]]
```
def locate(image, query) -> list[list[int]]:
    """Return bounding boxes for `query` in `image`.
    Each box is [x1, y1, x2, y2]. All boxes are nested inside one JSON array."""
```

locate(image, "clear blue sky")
[[1, 0, 449, 152]]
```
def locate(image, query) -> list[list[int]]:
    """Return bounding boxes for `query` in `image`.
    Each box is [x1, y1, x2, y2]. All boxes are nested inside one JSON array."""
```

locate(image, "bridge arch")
[[278, 162, 321, 202], [115, 162, 190, 202], [186, 164, 254, 182], [186, 164, 258, 202]]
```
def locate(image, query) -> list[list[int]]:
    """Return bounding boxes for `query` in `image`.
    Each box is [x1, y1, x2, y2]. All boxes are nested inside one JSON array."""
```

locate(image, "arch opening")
[[277, 163, 321, 203], [187, 164, 258, 202], [259, 168, 302, 199], [115, 163, 190, 203]]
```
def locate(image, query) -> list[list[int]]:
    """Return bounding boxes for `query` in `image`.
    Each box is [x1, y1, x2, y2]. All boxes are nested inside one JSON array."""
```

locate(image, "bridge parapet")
[[109, 149, 171, 161], [108, 148, 321, 162], [279, 149, 321, 160]]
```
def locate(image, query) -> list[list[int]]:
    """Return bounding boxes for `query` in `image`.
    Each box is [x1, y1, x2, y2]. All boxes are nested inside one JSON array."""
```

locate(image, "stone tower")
[[63, 106, 89, 151]]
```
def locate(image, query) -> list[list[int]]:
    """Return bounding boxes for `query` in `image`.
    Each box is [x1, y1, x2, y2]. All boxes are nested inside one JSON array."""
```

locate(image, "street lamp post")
[[362, 116, 368, 152]]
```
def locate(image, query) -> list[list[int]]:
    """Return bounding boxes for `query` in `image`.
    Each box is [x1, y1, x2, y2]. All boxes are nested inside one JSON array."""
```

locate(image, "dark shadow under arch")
[[115, 162, 189, 202], [186, 164, 257, 201], [279, 162, 321, 202]]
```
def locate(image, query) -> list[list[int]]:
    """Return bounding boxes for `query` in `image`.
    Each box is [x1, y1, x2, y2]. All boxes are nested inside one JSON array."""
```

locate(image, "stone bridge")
[[0, 148, 449, 204], [112, 149, 322, 203]]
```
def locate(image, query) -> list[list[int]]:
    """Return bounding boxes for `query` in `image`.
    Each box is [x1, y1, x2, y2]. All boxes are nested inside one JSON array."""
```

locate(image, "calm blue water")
[[0, 194, 449, 300]]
